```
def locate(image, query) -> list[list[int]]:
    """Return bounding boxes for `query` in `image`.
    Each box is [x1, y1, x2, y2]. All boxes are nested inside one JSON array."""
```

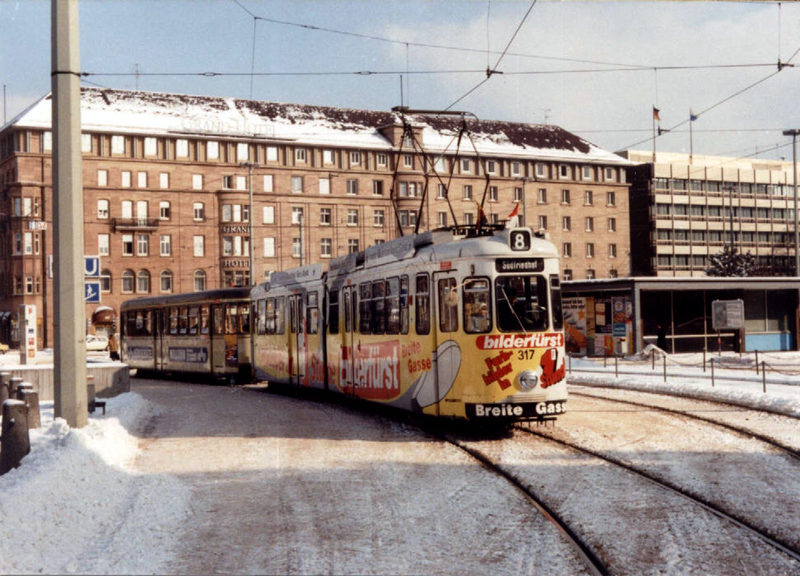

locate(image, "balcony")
[[112, 217, 159, 232]]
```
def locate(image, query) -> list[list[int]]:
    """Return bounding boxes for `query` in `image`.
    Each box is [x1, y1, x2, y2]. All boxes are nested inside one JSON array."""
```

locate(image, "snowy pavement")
[[0, 351, 798, 574]]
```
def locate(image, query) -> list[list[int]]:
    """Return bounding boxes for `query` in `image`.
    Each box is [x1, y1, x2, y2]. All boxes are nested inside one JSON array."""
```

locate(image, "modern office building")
[[0, 88, 631, 347], [623, 150, 798, 277]]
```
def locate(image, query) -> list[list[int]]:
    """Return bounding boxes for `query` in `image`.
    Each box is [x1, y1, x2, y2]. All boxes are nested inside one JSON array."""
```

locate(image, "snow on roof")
[[6, 88, 630, 165]]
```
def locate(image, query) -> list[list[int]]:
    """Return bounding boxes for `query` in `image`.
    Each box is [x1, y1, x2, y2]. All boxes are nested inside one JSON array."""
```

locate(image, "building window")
[[537, 188, 547, 204], [266, 146, 278, 162], [159, 173, 169, 189], [403, 154, 413, 168], [561, 189, 570, 204], [97, 199, 109, 219], [535, 163, 547, 178], [511, 161, 522, 177], [463, 185, 473, 201], [321, 238, 332, 257], [292, 238, 301, 258], [605, 167, 616, 182], [122, 270, 135, 293], [175, 139, 189, 158], [582, 166, 593, 181], [373, 180, 384, 196], [295, 148, 307, 163], [438, 184, 447, 199], [160, 235, 171, 256], [586, 269, 596, 280], [122, 234, 134, 256], [98, 234, 110, 256], [559, 165, 570, 179], [193, 270, 206, 292], [137, 172, 147, 188], [111, 135, 125, 155], [346, 179, 358, 195], [193, 203, 205, 221], [586, 243, 595, 258], [350, 151, 361, 165], [137, 234, 149, 256], [323, 150, 334, 165], [237, 143, 249, 162], [263, 237, 275, 257], [319, 178, 330, 195], [608, 217, 617, 232], [121, 171, 131, 188], [461, 159, 471, 173], [263, 175, 273, 192], [100, 269, 112, 293], [347, 209, 359, 225], [538, 215, 547, 230], [13, 233, 22, 255], [373, 209, 385, 226], [193, 236, 205, 257], [464, 212, 475, 225], [203, 141, 218, 160], [377, 153, 388, 167], [609, 269, 618, 278], [144, 137, 157, 157], [513, 187, 522, 202], [485, 160, 497, 174], [263, 206, 275, 224], [348, 239, 359, 253], [136, 270, 150, 293], [563, 268, 573, 281], [562, 243, 572, 257], [609, 244, 617, 258], [160, 201, 171, 220], [292, 207, 304, 225], [607, 191, 616, 206], [160, 270, 173, 293], [489, 186, 498, 202], [585, 217, 594, 232], [81, 133, 92, 153], [192, 174, 203, 190], [292, 176, 303, 194], [584, 190, 593, 205], [97, 170, 108, 187], [437, 211, 447, 227]]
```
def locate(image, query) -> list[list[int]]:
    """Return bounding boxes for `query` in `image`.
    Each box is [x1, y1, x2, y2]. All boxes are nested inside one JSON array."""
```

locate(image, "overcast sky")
[[2, 1, 799, 161]]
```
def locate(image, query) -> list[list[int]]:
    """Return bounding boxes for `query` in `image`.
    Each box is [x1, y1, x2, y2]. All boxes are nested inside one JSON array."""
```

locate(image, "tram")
[[252, 225, 567, 422], [120, 287, 252, 381]]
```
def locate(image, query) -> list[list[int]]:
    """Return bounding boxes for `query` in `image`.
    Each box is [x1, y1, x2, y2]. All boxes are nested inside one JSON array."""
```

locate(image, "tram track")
[[569, 388, 800, 460], [514, 423, 800, 566]]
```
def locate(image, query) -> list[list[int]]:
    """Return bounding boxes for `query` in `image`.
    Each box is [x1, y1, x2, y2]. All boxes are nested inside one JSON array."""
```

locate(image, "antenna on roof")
[[400, 75, 403, 108]]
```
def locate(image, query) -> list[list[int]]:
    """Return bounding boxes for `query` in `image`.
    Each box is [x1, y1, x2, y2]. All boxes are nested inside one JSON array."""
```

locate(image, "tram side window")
[[240, 304, 251, 334], [307, 292, 319, 335], [328, 289, 339, 335], [257, 299, 267, 335], [400, 276, 409, 335], [359, 283, 372, 334], [179, 307, 189, 335], [275, 296, 285, 335], [225, 304, 246, 335], [344, 291, 352, 333], [169, 308, 178, 335], [464, 278, 492, 334], [132, 310, 153, 337], [550, 277, 563, 330], [386, 277, 400, 335], [438, 277, 459, 333], [371, 281, 386, 335], [200, 305, 210, 335], [213, 306, 224, 335], [188, 307, 199, 335], [496, 275, 549, 333], [415, 273, 430, 335]]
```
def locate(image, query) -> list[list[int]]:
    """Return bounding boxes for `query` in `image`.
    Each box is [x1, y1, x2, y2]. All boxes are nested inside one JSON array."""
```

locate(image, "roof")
[[5, 88, 630, 165]]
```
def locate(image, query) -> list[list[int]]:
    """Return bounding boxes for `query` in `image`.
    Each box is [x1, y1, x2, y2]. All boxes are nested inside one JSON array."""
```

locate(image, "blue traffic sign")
[[85, 281, 101, 303], [84, 256, 100, 278]]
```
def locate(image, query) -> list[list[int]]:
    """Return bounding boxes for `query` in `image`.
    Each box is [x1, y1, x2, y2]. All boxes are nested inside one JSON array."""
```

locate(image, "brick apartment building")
[[0, 88, 631, 348]]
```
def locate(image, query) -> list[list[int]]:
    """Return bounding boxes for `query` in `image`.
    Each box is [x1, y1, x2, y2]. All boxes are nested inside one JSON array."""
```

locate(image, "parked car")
[[0, 342, 8, 354], [85, 335, 109, 352]]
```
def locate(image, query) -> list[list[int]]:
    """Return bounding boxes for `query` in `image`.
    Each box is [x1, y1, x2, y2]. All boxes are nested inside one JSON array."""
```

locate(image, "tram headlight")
[[518, 370, 539, 391]]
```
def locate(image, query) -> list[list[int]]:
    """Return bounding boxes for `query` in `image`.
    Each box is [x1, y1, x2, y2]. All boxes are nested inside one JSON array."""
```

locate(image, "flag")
[[507, 203, 520, 219], [653, 107, 661, 121], [690, 110, 699, 122]]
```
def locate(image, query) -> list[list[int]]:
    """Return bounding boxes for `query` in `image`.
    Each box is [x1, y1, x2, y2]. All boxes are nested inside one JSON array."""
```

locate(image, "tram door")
[[288, 294, 305, 385], [432, 272, 461, 415], [155, 309, 167, 371], [341, 286, 357, 393]]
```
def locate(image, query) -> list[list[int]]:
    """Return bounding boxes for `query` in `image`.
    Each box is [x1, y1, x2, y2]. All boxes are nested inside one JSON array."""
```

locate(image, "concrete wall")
[[0, 364, 130, 402]]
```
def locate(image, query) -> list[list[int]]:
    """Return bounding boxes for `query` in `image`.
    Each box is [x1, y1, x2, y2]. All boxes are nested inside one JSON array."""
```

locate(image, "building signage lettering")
[[221, 225, 250, 234], [223, 260, 249, 268]]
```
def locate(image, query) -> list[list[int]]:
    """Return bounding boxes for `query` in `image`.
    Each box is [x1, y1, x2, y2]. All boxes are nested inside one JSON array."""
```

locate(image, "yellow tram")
[[252, 226, 567, 422]]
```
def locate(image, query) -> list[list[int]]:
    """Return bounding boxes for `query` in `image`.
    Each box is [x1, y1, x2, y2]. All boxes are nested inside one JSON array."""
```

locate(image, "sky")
[[2, 1, 800, 162]]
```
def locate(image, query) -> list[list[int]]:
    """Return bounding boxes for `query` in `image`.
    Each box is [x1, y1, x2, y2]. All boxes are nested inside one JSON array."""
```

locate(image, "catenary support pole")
[[52, 0, 88, 427]]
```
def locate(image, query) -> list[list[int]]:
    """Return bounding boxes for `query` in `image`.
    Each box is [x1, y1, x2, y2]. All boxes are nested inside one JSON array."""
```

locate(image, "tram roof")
[[120, 287, 252, 311]]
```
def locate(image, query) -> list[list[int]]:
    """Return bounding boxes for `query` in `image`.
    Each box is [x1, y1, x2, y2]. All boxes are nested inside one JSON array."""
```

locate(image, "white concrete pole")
[[52, 0, 88, 427]]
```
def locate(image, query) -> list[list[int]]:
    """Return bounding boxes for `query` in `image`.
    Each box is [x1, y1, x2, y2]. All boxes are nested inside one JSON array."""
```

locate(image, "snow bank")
[[0, 394, 190, 575]]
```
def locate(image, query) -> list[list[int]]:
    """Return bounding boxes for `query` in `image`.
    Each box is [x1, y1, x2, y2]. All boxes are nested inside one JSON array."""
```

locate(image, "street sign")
[[84, 256, 100, 278], [711, 299, 745, 331], [85, 281, 101, 303]]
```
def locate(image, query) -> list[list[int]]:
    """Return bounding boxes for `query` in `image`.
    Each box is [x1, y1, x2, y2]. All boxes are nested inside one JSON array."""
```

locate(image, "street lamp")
[[783, 129, 799, 275]]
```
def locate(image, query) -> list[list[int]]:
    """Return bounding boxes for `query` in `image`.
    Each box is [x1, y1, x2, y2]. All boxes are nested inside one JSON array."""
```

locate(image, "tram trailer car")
[[120, 287, 253, 382], [252, 226, 567, 422]]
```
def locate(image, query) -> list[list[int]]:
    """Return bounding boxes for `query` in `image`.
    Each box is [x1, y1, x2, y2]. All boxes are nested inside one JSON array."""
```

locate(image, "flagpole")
[[652, 110, 657, 163], [689, 110, 693, 165]]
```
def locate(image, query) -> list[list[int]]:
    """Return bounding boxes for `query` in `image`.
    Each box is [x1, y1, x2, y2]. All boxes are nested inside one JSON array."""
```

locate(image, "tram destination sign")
[[495, 258, 544, 273]]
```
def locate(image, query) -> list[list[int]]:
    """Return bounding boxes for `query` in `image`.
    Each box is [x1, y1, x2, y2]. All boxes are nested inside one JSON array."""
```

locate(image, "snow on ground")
[[0, 394, 190, 574], [0, 350, 797, 573]]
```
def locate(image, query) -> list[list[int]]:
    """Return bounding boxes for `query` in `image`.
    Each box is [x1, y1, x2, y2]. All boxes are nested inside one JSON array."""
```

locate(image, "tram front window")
[[496, 275, 549, 332]]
